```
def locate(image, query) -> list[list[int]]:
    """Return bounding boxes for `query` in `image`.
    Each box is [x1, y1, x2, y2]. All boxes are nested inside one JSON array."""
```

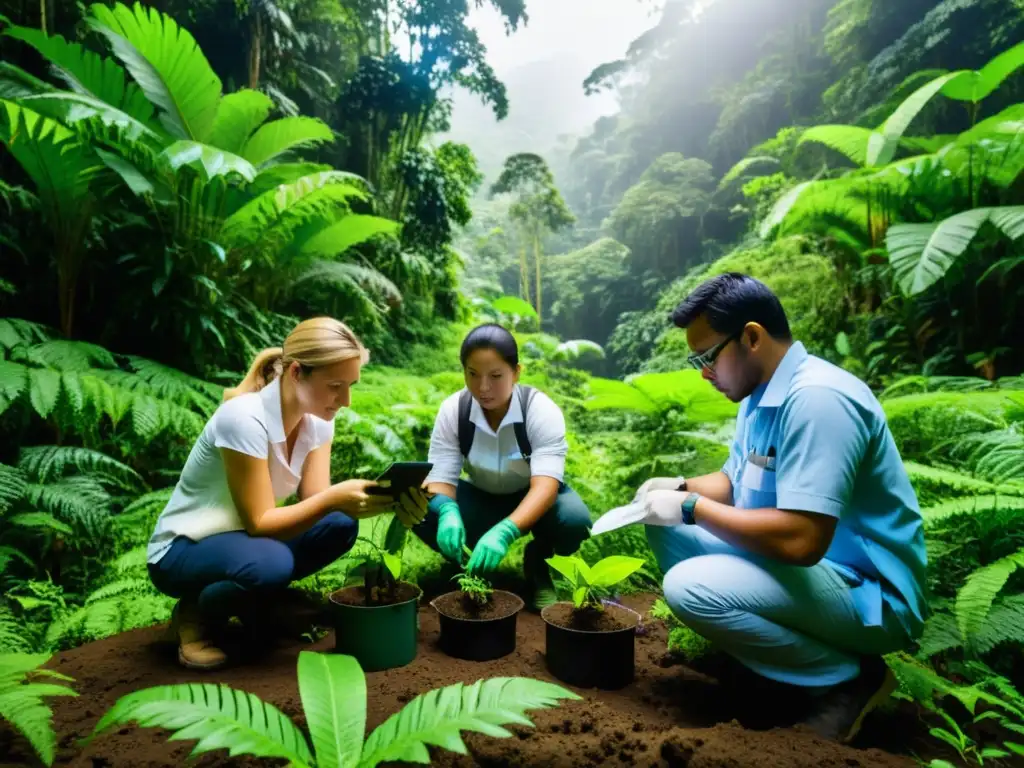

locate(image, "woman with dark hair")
[[415, 323, 591, 610]]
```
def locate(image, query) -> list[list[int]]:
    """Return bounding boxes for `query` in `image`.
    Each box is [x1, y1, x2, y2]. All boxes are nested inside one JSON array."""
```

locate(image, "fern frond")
[[956, 548, 1024, 651], [0, 652, 77, 766], [973, 594, 1024, 654], [109, 545, 149, 576], [17, 445, 142, 488], [85, 578, 156, 604], [120, 356, 220, 411], [0, 607, 34, 653], [89, 682, 313, 764], [0, 359, 28, 414], [20, 339, 116, 371], [921, 495, 1024, 525], [958, 427, 1024, 484], [44, 594, 171, 650], [0, 546, 35, 577], [6, 512, 73, 536], [0, 318, 51, 351], [904, 461, 1021, 505], [0, 461, 27, 513]]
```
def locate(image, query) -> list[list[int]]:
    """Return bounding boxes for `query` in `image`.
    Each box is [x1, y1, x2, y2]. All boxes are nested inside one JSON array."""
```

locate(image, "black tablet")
[[366, 461, 433, 496]]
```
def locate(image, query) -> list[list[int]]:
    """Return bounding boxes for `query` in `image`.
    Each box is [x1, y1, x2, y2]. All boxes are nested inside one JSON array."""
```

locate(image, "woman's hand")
[[333, 479, 395, 519]]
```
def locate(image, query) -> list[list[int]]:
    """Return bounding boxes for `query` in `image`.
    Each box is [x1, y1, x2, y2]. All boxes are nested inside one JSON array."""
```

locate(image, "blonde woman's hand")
[[394, 487, 429, 528], [333, 479, 394, 519]]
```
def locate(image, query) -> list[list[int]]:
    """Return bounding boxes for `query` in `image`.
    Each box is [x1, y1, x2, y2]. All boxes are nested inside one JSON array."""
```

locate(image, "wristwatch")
[[680, 492, 701, 525]]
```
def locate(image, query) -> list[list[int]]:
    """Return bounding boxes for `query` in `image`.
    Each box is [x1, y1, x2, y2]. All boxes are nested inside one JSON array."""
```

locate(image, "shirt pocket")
[[505, 450, 531, 480], [735, 452, 777, 509]]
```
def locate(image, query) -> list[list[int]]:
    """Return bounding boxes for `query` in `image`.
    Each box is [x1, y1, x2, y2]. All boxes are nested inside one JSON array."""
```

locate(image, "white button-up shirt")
[[424, 385, 568, 495], [146, 377, 334, 563]]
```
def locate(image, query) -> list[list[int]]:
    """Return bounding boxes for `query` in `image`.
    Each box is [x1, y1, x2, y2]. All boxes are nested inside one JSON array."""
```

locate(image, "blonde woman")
[[146, 317, 428, 670]]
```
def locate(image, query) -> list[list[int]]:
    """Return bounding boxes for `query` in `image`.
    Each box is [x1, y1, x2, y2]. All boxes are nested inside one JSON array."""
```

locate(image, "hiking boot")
[[799, 655, 898, 743], [169, 599, 228, 671], [523, 543, 558, 612]]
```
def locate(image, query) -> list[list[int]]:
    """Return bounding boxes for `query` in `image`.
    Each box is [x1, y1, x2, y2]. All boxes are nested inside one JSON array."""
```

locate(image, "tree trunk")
[[248, 13, 263, 89], [533, 229, 543, 325]]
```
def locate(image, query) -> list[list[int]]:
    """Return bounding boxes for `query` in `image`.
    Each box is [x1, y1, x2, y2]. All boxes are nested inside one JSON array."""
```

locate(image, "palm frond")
[[17, 446, 142, 487], [293, 260, 401, 302]]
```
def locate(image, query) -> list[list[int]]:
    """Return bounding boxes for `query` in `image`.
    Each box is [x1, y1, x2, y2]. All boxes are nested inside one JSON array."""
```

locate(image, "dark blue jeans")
[[148, 511, 358, 622], [414, 480, 591, 571]]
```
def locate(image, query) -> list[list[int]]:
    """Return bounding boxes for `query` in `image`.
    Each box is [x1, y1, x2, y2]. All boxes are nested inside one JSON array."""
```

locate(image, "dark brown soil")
[[544, 601, 638, 632], [329, 581, 420, 607], [433, 589, 523, 620], [2, 593, 950, 767]]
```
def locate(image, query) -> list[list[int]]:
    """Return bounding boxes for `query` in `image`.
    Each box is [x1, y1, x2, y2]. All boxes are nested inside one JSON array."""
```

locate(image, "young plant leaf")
[[382, 552, 402, 580], [296, 651, 365, 768], [587, 556, 646, 588], [545, 554, 584, 586]]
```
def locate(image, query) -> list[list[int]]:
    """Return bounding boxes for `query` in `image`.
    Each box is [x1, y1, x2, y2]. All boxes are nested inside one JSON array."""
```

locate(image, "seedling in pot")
[[452, 545, 494, 609], [85, 650, 580, 767], [345, 514, 408, 606], [544, 553, 646, 615]]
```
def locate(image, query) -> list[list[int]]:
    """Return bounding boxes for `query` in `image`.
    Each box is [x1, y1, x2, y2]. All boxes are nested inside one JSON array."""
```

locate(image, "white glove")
[[591, 489, 688, 535], [633, 476, 687, 502]]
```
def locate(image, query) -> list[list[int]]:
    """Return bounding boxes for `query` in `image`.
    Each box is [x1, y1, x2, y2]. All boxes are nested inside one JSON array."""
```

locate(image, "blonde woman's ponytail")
[[222, 317, 369, 402], [223, 347, 285, 402]]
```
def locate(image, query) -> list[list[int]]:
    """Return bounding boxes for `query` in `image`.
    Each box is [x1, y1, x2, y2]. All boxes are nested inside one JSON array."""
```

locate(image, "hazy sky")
[[466, 0, 661, 80]]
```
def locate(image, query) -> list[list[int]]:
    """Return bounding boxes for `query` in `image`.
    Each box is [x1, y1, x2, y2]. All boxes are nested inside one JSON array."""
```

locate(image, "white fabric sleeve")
[[424, 394, 464, 487], [311, 415, 335, 450], [212, 399, 269, 459], [525, 392, 567, 482]]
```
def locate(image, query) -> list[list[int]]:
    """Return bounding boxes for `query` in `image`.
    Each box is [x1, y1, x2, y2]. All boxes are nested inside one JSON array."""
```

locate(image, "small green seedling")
[[544, 554, 646, 611], [452, 545, 494, 606], [345, 515, 407, 606]]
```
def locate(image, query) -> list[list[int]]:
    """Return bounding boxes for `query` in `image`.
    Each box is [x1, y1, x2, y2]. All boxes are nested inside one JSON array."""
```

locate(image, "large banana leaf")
[[299, 215, 401, 259], [359, 677, 580, 766], [206, 90, 274, 154], [221, 171, 369, 248], [88, 682, 314, 765], [871, 71, 964, 166], [2, 24, 156, 130], [0, 100, 101, 232], [943, 41, 1024, 103], [887, 206, 1024, 295], [240, 116, 335, 168], [799, 125, 873, 166], [86, 1, 221, 142], [296, 652, 365, 768], [17, 92, 159, 141]]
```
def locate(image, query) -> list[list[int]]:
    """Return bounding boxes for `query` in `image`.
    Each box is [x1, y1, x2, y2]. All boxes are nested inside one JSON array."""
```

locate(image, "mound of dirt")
[[3, 594, 945, 767]]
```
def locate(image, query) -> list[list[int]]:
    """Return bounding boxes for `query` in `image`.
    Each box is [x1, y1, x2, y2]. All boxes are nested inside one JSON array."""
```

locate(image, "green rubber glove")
[[436, 500, 466, 564], [466, 519, 521, 576]]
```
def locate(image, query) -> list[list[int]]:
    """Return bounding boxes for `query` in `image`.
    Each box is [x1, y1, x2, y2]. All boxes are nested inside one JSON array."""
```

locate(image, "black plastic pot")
[[430, 590, 524, 661], [328, 582, 421, 671], [540, 601, 639, 690]]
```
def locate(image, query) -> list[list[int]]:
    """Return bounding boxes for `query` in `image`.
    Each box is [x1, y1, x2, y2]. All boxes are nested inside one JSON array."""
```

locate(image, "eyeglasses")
[[686, 332, 741, 371]]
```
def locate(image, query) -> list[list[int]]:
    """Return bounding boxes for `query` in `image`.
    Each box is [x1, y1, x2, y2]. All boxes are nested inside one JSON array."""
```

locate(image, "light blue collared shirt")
[[722, 342, 928, 638]]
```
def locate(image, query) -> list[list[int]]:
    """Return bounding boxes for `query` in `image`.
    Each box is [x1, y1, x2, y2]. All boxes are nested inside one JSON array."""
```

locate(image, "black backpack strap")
[[457, 388, 475, 458], [513, 385, 536, 462]]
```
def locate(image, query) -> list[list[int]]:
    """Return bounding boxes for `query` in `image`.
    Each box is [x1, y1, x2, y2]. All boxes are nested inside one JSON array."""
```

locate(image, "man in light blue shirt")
[[636, 272, 927, 743]]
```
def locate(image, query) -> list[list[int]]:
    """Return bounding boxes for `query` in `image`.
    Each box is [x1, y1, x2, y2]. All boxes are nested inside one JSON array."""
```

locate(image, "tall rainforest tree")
[[489, 153, 575, 325]]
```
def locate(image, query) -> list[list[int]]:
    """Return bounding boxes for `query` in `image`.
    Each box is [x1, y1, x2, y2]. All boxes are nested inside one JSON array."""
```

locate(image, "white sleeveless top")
[[146, 377, 335, 563]]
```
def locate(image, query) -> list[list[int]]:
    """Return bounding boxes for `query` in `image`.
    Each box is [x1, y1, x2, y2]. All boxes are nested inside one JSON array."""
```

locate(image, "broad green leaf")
[[0, 684, 76, 766], [758, 179, 814, 238], [583, 377, 658, 414], [89, 682, 314, 765], [296, 652, 365, 768], [17, 92, 159, 141], [491, 295, 537, 319], [2, 24, 156, 128], [0, 61, 54, 100], [299, 215, 401, 258], [95, 147, 154, 196], [241, 116, 335, 167], [887, 207, 1024, 295], [551, 340, 605, 362], [207, 89, 273, 154], [943, 41, 1024, 103], [587, 556, 646, 588], [359, 677, 580, 766], [799, 125, 872, 166], [871, 72, 964, 166], [221, 172, 368, 248], [87, 2, 222, 141], [160, 140, 256, 182], [383, 552, 402, 579], [545, 554, 591, 585], [717, 155, 779, 189]]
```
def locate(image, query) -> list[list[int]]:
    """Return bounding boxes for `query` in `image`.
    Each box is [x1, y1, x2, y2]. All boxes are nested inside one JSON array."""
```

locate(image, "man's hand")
[[641, 489, 688, 526], [634, 476, 687, 501], [466, 519, 521, 575]]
